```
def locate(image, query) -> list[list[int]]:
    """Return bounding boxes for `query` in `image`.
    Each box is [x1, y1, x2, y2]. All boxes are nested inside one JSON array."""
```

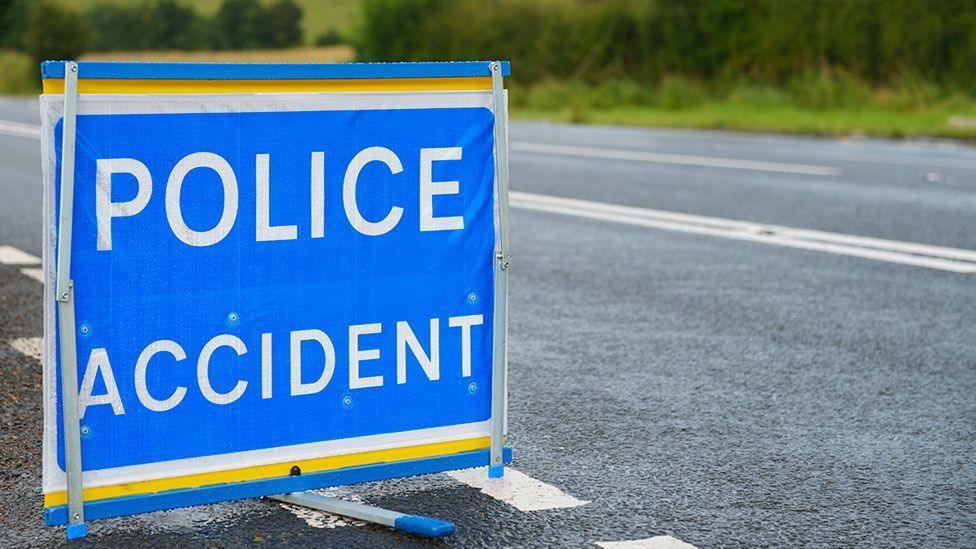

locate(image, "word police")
[[95, 147, 466, 250], [78, 315, 485, 417]]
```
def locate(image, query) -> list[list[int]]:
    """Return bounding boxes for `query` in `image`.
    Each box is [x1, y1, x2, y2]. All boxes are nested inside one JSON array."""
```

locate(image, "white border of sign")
[[40, 91, 508, 495]]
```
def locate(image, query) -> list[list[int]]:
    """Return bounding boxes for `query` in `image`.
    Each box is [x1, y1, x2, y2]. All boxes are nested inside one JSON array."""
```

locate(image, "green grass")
[[509, 78, 976, 140], [0, 51, 34, 94], [71, 0, 362, 44], [515, 104, 976, 140]]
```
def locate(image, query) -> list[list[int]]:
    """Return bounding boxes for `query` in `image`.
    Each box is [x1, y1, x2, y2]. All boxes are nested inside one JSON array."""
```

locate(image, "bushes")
[[21, 0, 88, 68], [358, 0, 976, 95], [86, 0, 303, 52]]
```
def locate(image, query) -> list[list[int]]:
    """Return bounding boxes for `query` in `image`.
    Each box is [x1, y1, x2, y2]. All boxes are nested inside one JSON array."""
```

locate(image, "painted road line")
[[7, 337, 42, 360], [0, 245, 45, 282], [19, 267, 44, 283], [511, 192, 976, 273], [596, 536, 697, 549], [446, 467, 588, 512], [277, 489, 367, 530], [0, 244, 41, 265], [0, 119, 41, 140], [512, 142, 840, 176]]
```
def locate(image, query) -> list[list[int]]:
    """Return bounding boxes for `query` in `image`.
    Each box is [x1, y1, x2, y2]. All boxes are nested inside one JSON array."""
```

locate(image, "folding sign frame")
[[43, 60, 512, 540]]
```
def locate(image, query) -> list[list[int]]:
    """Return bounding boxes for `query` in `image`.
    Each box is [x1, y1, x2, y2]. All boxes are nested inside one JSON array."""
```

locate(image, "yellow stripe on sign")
[[44, 436, 490, 508], [41, 77, 492, 94]]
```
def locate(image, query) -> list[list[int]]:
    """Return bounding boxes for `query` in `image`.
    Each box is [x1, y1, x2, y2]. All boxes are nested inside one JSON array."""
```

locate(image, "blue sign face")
[[54, 105, 497, 471]]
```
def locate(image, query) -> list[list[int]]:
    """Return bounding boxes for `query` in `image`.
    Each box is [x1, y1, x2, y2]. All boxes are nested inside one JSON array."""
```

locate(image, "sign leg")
[[55, 61, 86, 540], [269, 492, 455, 538], [488, 61, 511, 479]]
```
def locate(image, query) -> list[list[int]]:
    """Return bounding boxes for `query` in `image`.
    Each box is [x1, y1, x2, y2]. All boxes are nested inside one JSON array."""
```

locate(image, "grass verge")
[[81, 45, 354, 63], [515, 103, 976, 140], [510, 78, 976, 140]]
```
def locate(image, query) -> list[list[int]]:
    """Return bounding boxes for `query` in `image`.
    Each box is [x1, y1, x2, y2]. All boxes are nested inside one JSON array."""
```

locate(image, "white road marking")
[[18, 267, 45, 283], [277, 488, 366, 529], [511, 192, 976, 273], [7, 337, 42, 360], [0, 245, 45, 282], [596, 536, 697, 549], [512, 142, 840, 176], [0, 119, 41, 140], [446, 467, 588, 512], [0, 244, 41, 265]]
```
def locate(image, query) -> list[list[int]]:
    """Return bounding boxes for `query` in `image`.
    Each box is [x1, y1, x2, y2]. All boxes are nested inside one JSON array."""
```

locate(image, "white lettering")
[[135, 340, 187, 412], [78, 348, 125, 418], [396, 319, 439, 383], [419, 148, 464, 231], [96, 158, 152, 251], [166, 152, 238, 247], [290, 329, 336, 396], [256, 153, 298, 242], [343, 147, 403, 236], [349, 322, 384, 388], [449, 314, 483, 377], [197, 334, 248, 405]]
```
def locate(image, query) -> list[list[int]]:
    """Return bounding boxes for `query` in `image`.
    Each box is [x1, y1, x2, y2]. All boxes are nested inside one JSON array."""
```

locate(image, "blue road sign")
[[40, 64, 511, 527]]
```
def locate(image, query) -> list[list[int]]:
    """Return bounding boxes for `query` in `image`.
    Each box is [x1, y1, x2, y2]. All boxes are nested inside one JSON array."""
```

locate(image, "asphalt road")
[[1, 95, 974, 547]]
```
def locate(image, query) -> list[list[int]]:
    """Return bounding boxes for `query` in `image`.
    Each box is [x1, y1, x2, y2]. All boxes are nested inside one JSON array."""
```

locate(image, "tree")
[[0, 0, 28, 49], [213, 0, 263, 50], [261, 0, 303, 48], [85, 3, 152, 51], [152, 0, 206, 50], [22, 0, 88, 68]]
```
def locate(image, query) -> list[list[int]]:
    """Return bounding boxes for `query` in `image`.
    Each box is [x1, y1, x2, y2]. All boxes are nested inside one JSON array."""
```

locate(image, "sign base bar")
[[269, 492, 456, 538], [45, 447, 512, 527]]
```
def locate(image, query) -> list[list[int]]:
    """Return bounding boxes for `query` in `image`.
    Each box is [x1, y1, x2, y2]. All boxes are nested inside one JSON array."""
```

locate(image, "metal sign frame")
[[42, 60, 512, 539]]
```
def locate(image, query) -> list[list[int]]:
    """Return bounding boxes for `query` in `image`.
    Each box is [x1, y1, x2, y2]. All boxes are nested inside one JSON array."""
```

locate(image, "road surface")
[[0, 95, 974, 547]]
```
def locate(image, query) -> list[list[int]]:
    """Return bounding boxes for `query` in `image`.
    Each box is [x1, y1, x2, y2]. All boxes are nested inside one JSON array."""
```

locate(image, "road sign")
[[38, 61, 512, 536]]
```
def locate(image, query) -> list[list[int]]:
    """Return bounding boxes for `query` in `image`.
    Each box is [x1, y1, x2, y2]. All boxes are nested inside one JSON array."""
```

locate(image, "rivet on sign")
[[468, 381, 478, 394], [61, 292, 68, 300], [290, 465, 301, 476], [79, 323, 90, 337], [342, 394, 353, 408], [467, 292, 478, 304], [79, 424, 90, 437], [227, 311, 239, 325], [73, 513, 80, 520], [494, 456, 501, 462]]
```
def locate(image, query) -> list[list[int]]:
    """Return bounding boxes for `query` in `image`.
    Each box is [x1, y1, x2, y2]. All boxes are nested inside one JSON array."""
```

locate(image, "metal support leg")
[[55, 61, 86, 540], [488, 61, 510, 479], [269, 493, 455, 538]]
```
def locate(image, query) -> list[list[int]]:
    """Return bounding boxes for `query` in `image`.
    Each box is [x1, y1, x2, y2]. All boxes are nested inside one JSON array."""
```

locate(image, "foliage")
[[21, 0, 88, 67], [357, 0, 976, 95], [86, 1, 207, 51], [314, 28, 343, 46], [0, 0, 28, 48], [261, 0, 304, 49], [0, 49, 33, 93], [213, 0, 264, 49]]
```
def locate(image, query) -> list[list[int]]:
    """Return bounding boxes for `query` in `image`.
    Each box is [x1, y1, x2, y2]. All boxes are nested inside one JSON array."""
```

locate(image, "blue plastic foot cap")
[[394, 515, 456, 538], [488, 465, 505, 478], [66, 523, 87, 540]]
